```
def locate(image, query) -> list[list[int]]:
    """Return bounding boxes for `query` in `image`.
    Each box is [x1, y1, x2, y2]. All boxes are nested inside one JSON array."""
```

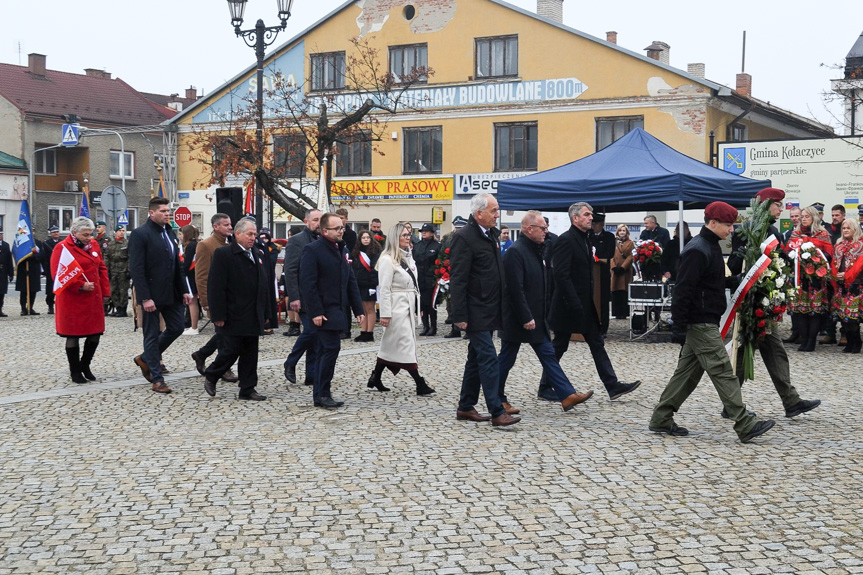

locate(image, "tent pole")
[[678, 200, 684, 254]]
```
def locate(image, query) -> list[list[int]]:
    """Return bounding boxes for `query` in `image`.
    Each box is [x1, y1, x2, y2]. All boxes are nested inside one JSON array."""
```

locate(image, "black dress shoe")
[[239, 390, 267, 401], [285, 363, 297, 383], [608, 380, 641, 400], [740, 420, 775, 443], [20, 309, 28, 316], [191, 351, 206, 376], [29, 309, 40, 315], [443, 329, 461, 339], [221, 370, 239, 383], [204, 377, 217, 397], [304, 376, 314, 386], [340, 331, 352, 340], [0, 312, 7, 317], [316, 397, 343, 408]]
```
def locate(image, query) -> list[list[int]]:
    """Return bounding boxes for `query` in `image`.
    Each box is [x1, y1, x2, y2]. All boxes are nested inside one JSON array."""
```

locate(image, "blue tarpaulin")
[[497, 128, 770, 212]]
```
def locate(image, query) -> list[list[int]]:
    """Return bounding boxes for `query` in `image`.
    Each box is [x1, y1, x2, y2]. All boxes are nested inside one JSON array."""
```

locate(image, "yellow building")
[[170, 0, 832, 237]]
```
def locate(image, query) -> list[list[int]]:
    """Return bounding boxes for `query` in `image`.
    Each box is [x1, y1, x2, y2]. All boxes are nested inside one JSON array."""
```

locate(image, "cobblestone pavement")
[[1, 298, 861, 574]]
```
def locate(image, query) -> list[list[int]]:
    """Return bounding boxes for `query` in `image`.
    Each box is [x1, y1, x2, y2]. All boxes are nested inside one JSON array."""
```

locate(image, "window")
[[273, 134, 307, 177], [48, 206, 75, 234], [389, 44, 428, 83], [403, 127, 442, 174], [336, 131, 372, 176], [311, 52, 346, 91], [110, 151, 135, 179], [730, 123, 747, 142], [495, 123, 537, 172], [35, 149, 56, 175], [596, 116, 644, 151], [475, 35, 518, 78]]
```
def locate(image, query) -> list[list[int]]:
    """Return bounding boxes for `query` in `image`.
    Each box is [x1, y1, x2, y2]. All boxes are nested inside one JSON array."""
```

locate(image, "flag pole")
[[25, 260, 31, 315]]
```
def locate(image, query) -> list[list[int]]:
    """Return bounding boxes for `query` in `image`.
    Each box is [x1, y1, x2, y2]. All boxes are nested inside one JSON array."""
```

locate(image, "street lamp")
[[226, 0, 294, 230]]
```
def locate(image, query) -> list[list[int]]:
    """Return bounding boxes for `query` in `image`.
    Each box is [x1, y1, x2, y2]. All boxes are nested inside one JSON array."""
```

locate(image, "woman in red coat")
[[50, 217, 110, 383]]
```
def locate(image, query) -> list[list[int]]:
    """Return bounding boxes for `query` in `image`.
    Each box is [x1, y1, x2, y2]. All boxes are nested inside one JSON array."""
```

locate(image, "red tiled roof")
[[0, 63, 177, 126]]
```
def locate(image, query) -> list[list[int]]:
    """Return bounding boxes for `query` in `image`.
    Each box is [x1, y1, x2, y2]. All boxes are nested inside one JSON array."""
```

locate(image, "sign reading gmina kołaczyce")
[[719, 136, 863, 212]]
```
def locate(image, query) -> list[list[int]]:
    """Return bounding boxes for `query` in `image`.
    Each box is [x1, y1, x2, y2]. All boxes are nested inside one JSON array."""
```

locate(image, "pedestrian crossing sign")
[[61, 124, 79, 146], [118, 210, 129, 225]]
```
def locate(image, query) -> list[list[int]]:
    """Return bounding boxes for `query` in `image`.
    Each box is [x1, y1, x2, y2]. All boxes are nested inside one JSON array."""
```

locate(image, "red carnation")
[[815, 267, 827, 278], [757, 320, 766, 328], [445, 248, 450, 254], [773, 306, 783, 314], [804, 265, 815, 275], [444, 259, 451, 266], [755, 309, 765, 318]]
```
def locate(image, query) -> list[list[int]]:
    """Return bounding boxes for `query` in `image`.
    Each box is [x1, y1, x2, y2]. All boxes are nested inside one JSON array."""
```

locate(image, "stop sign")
[[174, 207, 192, 227]]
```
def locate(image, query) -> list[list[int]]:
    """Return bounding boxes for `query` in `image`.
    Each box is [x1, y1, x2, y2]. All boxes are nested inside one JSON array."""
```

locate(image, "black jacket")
[[449, 215, 504, 332], [660, 235, 692, 280], [549, 224, 598, 334], [129, 218, 188, 305], [640, 225, 671, 248], [15, 241, 45, 293], [299, 237, 363, 331], [283, 227, 317, 304], [351, 249, 379, 297], [672, 227, 728, 328], [413, 237, 442, 292], [501, 235, 551, 344], [341, 227, 358, 253], [208, 243, 269, 336], [0, 240, 13, 294]]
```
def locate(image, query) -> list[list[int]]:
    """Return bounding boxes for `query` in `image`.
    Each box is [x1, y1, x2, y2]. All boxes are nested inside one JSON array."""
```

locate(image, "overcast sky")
[[2, 0, 860, 132]]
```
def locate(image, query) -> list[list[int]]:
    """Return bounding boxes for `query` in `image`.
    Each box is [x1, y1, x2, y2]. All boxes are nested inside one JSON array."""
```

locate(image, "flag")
[[12, 199, 35, 265], [244, 178, 255, 216], [156, 169, 166, 199], [53, 245, 85, 294], [79, 185, 90, 218], [317, 157, 329, 211]]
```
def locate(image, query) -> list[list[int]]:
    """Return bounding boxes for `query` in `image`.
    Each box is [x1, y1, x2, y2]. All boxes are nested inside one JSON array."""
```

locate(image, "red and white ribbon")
[[720, 254, 772, 338]]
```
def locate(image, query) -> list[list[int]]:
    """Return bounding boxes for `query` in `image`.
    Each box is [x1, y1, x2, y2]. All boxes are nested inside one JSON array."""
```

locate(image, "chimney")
[[606, 31, 617, 45], [185, 86, 198, 100], [536, 0, 563, 23], [28, 53, 46, 77], [736, 73, 752, 97], [687, 63, 705, 78], [644, 41, 670, 64], [84, 68, 112, 80]]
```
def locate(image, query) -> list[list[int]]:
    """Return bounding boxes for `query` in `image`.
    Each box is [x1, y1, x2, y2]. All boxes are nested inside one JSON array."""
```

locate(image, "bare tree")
[[187, 36, 433, 219]]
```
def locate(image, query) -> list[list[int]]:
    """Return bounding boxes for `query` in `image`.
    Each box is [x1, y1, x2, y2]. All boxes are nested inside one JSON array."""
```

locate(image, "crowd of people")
[[6, 185, 863, 442]]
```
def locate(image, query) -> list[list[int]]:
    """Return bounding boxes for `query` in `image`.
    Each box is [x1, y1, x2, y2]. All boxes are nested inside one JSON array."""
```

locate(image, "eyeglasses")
[[325, 226, 345, 232], [530, 225, 549, 232]]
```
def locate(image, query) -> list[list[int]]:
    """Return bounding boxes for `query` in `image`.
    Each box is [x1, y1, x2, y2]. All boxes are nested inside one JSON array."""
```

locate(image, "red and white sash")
[[719, 236, 779, 338]]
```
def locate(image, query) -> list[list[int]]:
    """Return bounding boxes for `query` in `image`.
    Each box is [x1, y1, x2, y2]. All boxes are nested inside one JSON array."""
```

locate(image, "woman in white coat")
[[367, 222, 436, 395]]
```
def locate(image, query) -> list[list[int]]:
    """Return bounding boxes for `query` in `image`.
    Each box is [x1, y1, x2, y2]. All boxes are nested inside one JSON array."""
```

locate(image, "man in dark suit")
[[299, 212, 365, 408], [549, 202, 641, 400], [0, 231, 13, 317], [589, 213, 616, 335], [283, 208, 322, 384], [498, 211, 594, 413], [129, 197, 193, 394], [414, 223, 441, 336], [450, 192, 520, 427], [640, 215, 671, 247], [203, 217, 269, 401], [43, 225, 61, 314]]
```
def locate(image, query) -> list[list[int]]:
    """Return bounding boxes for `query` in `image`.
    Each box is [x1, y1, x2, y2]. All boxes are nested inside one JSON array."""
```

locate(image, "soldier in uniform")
[[414, 223, 442, 336], [43, 225, 62, 314], [0, 230, 13, 317], [94, 220, 109, 253], [104, 226, 130, 317]]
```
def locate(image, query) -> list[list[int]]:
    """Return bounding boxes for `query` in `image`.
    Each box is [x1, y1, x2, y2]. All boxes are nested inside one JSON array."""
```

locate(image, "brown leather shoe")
[[152, 382, 172, 394], [491, 412, 521, 426], [134, 355, 152, 382], [222, 369, 239, 383], [456, 409, 492, 422], [561, 390, 594, 412], [501, 401, 520, 415]]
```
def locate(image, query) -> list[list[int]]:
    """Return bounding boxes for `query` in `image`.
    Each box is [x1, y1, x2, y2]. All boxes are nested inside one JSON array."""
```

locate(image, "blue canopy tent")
[[497, 128, 771, 214]]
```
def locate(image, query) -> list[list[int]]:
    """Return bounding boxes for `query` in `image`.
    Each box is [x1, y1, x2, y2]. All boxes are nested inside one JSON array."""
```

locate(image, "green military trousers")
[[735, 331, 800, 409], [650, 323, 758, 439]]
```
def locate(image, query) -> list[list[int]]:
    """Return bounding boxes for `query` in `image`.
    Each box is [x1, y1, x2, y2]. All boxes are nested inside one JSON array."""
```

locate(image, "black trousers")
[[314, 330, 341, 400], [204, 334, 259, 391], [198, 333, 220, 359], [550, 325, 620, 392]]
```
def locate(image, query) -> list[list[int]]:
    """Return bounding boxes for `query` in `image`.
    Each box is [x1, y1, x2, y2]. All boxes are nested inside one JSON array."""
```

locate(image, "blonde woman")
[[367, 222, 435, 395], [610, 224, 635, 319]]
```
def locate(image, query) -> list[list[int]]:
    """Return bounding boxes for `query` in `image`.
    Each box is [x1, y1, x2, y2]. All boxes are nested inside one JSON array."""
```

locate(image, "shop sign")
[[330, 177, 453, 202]]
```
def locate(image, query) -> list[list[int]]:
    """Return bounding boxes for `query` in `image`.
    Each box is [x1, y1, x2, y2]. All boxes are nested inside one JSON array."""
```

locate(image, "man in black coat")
[[299, 212, 365, 408], [15, 239, 43, 315], [43, 225, 62, 314], [128, 197, 193, 394], [498, 211, 594, 413], [283, 209, 322, 384], [450, 193, 520, 426], [549, 202, 641, 400], [589, 213, 615, 335], [640, 215, 671, 247], [414, 223, 441, 336], [203, 217, 269, 401], [0, 231, 13, 317]]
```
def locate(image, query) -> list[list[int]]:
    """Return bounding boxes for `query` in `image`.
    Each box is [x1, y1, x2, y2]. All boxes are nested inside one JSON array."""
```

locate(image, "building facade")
[[171, 0, 833, 237]]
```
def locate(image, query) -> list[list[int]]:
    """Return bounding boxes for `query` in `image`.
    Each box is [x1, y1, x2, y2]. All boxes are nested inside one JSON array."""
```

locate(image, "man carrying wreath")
[[727, 187, 821, 419]]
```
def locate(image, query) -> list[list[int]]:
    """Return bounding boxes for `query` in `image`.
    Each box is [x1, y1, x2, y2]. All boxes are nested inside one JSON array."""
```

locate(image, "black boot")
[[415, 377, 435, 396], [444, 326, 462, 338], [354, 331, 367, 342], [80, 340, 99, 381], [65, 348, 88, 384], [21, 307, 29, 316], [852, 331, 863, 354], [419, 314, 430, 336], [47, 303, 54, 315], [367, 369, 390, 392], [426, 310, 438, 336]]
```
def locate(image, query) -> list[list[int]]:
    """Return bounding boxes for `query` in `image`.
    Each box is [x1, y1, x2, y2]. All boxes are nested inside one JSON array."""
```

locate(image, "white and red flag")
[[53, 245, 86, 294]]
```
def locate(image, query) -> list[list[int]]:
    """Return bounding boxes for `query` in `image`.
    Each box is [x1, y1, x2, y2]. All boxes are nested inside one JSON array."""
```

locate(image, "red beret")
[[755, 187, 785, 202], [705, 201, 738, 224]]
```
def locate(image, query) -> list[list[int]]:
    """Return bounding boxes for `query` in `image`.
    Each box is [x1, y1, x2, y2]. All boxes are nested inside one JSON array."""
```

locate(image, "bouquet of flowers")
[[635, 240, 662, 264], [796, 241, 831, 282], [432, 247, 452, 304]]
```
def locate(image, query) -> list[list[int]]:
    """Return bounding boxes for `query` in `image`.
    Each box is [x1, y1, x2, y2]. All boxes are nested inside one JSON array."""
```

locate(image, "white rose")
[[801, 252, 811, 260], [801, 242, 815, 250], [778, 292, 786, 302], [762, 297, 770, 307], [776, 277, 785, 288]]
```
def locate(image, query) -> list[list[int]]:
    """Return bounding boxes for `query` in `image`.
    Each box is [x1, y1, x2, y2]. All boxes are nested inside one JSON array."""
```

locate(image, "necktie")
[[162, 229, 173, 257], [246, 249, 255, 263]]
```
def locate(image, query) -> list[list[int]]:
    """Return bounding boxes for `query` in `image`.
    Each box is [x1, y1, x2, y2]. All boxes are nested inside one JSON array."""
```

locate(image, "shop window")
[[475, 35, 518, 78], [495, 122, 537, 171], [48, 206, 75, 234], [403, 127, 442, 174], [596, 116, 644, 150]]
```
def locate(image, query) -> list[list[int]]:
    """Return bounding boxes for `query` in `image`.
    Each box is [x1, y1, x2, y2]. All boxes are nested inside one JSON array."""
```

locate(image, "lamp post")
[[226, 0, 294, 230]]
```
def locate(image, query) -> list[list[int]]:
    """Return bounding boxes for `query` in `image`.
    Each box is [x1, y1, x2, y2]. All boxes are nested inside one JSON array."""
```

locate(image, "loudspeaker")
[[215, 187, 243, 226]]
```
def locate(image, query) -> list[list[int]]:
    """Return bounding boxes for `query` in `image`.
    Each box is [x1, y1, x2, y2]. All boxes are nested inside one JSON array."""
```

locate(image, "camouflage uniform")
[[104, 236, 130, 315]]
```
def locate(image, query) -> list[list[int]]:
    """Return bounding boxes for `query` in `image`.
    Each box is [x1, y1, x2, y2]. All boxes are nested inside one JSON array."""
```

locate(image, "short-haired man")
[[129, 197, 194, 394], [335, 208, 357, 252], [783, 206, 801, 245], [283, 208, 322, 385], [499, 225, 513, 255], [589, 212, 615, 335], [549, 202, 641, 401], [189, 213, 238, 383], [299, 212, 365, 408], [451, 193, 520, 426], [498, 211, 594, 413], [0, 230, 13, 317], [43, 225, 62, 314], [414, 223, 442, 336], [640, 215, 671, 247], [103, 226, 130, 317], [203, 217, 269, 401], [827, 204, 845, 244], [370, 218, 386, 246], [649, 201, 776, 443]]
